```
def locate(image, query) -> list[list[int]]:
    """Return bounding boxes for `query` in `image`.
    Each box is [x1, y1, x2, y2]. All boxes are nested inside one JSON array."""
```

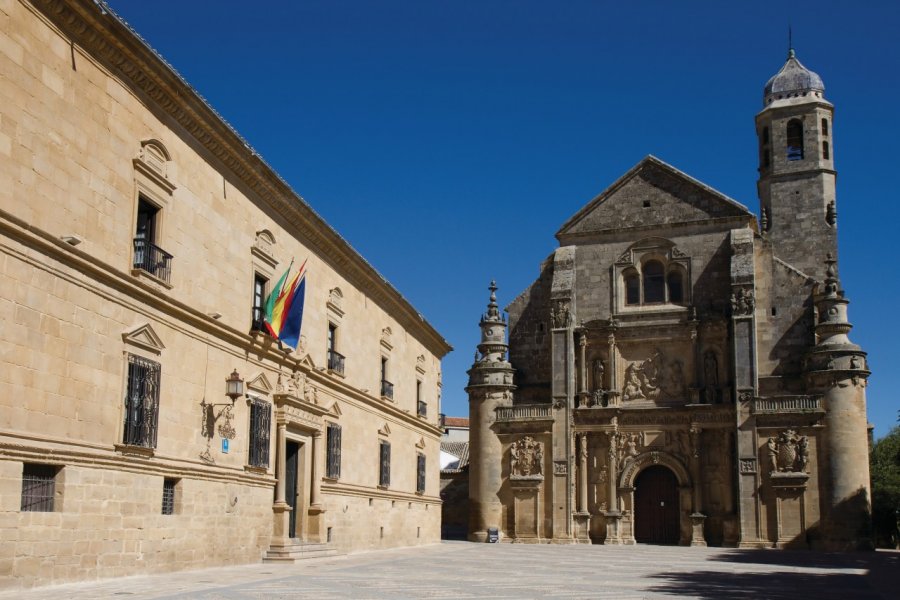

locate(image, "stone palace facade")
[[0, 0, 450, 588], [467, 51, 871, 550]]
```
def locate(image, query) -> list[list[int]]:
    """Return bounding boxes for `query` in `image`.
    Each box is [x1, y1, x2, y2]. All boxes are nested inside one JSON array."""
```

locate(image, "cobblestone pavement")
[[1, 542, 897, 599]]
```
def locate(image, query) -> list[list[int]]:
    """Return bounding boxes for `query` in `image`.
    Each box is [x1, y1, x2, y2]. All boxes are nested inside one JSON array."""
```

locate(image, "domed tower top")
[[763, 49, 827, 107]]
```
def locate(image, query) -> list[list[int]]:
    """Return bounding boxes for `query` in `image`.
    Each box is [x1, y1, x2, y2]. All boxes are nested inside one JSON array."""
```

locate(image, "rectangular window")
[[248, 398, 272, 468], [251, 273, 268, 331], [416, 381, 426, 417], [161, 478, 177, 515], [326, 423, 342, 479], [379, 441, 391, 487], [416, 453, 426, 494], [20, 464, 57, 512], [133, 197, 172, 284], [123, 354, 161, 448], [327, 323, 345, 375], [380, 357, 393, 399]]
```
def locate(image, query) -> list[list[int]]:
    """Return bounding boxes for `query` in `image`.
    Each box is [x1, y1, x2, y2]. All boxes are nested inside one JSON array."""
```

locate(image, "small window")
[[123, 354, 161, 448], [251, 274, 268, 331], [822, 141, 830, 160], [786, 119, 804, 161], [642, 260, 665, 303], [762, 126, 769, 145], [380, 357, 393, 399], [379, 441, 391, 487], [821, 118, 828, 137], [667, 271, 684, 304], [624, 271, 640, 306], [326, 423, 342, 479], [21, 464, 58, 512], [417, 381, 426, 417], [416, 453, 426, 494], [161, 478, 177, 515], [248, 398, 271, 468]]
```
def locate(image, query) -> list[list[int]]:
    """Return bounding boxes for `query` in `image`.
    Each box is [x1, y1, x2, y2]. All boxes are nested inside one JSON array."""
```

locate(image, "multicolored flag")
[[263, 259, 307, 347]]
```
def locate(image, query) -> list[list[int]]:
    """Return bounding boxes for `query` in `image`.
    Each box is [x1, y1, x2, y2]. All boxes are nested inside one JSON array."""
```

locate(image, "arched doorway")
[[634, 465, 679, 544]]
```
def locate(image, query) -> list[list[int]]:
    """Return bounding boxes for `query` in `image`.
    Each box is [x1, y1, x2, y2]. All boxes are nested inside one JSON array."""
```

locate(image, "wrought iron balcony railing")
[[381, 379, 394, 400], [417, 400, 427, 417], [327, 350, 345, 375], [133, 239, 173, 284]]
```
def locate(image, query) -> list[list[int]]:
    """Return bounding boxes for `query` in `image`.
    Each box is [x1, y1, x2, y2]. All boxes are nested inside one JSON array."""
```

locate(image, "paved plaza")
[[1, 542, 897, 599]]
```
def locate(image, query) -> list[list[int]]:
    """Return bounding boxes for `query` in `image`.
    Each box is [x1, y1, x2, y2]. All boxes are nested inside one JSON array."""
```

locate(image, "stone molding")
[[30, 0, 450, 358]]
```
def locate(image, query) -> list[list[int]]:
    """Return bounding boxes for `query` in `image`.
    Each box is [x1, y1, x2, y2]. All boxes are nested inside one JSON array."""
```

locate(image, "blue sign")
[[222, 438, 229, 453]]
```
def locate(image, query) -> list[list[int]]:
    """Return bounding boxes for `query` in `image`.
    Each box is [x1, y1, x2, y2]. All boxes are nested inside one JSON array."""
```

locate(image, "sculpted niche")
[[621, 348, 687, 403]]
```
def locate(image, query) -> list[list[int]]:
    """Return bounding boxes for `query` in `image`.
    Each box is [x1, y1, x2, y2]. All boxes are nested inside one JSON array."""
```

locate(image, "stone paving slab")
[[1, 542, 897, 599]]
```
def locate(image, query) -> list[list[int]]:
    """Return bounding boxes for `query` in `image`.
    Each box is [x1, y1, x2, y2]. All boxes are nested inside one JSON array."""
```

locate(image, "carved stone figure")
[[511, 436, 544, 478], [592, 358, 605, 391], [622, 363, 645, 401], [622, 349, 687, 402], [767, 437, 778, 472], [550, 300, 570, 328]]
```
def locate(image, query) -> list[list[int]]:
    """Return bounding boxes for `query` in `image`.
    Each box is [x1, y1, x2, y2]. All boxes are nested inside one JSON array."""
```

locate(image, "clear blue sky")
[[108, 0, 899, 439]]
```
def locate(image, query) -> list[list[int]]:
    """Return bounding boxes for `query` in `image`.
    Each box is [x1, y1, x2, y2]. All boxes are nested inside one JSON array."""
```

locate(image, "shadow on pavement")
[[644, 549, 900, 599]]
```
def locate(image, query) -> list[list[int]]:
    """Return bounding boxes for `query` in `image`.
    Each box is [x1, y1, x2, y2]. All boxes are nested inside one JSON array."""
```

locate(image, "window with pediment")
[[614, 239, 691, 311]]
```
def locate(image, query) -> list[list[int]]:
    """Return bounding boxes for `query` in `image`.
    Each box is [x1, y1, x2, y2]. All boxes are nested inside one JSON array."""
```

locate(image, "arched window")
[[642, 261, 665, 303], [786, 119, 804, 161], [624, 270, 640, 306], [822, 141, 830, 160], [821, 118, 828, 137], [667, 271, 684, 304]]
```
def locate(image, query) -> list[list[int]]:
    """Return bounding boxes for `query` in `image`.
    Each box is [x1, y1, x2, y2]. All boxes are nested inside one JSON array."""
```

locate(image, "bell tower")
[[756, 49, 836, 281]]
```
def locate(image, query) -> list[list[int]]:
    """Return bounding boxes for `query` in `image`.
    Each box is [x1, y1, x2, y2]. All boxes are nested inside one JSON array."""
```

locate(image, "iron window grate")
[[21, 464, 57, 512], [162, 478, 176, 515], [123, 354, 161, 448], [326, 423, 342, 479], [379, 441, 391, 487], [248, 398, 272, 468]]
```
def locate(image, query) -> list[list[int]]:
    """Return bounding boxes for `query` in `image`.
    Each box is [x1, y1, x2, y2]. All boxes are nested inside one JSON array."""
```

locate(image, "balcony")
[[132, 239, 173, 285], [495, 404, 553, 423], [381, 379, 394, 400], [417, 400, 427, 418], [327, 350, 345, 376], [752, 395, 823, 415]]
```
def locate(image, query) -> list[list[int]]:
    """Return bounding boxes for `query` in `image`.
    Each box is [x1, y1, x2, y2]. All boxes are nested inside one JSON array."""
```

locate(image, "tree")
[[870, 426, 900, 548]]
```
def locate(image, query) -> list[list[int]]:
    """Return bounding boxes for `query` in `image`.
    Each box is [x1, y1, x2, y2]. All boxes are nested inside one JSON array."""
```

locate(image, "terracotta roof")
[[440, 441, 470, 472], [443, 417, 469, 428]]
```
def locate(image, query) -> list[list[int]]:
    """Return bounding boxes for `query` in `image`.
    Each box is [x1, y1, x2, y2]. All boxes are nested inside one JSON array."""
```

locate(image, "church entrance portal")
[[634, 465, 679, 544]]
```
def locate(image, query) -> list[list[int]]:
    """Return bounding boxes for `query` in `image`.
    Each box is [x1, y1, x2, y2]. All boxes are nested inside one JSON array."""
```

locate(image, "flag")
[[263, 261, 293, 337], [279, 268, 306, 349], [265, 259, 307, 343]]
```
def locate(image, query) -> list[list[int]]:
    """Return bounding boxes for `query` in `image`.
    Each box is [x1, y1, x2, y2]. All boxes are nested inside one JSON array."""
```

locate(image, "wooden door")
[[286, 441, 300, 539], [634, 465, 679, 544]]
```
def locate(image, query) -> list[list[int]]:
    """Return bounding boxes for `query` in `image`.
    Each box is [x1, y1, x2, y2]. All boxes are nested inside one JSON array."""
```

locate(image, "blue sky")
[[108, 1, 899, 438]]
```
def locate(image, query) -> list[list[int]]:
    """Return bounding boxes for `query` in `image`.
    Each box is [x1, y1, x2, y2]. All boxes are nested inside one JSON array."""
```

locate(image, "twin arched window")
[[624, 260, 685, 306]]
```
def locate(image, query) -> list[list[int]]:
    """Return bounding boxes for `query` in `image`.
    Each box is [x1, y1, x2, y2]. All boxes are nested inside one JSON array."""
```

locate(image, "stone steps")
[[263, 541, 341, 563]]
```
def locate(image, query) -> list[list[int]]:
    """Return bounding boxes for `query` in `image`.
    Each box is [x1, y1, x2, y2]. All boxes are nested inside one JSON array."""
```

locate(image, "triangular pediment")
[[246, 372, 273, 395], [328, 401, 342, 418], [415, 437, 426, 449], [557, 156, 753, 238], [296, 353, 317, 371], [121, 323, 165, 354], [378, 423, 392, 437]]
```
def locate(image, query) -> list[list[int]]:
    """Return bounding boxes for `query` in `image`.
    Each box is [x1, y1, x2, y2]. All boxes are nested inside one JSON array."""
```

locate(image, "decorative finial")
[[489, 280, 497, 303], [788, 25, 794, 59], [486, 280, 500, 319]]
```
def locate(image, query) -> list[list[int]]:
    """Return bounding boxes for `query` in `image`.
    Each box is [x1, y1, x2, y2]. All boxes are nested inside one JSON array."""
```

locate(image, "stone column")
[[604, 430, 623, 544], [689, 425, 707, 546], [310, 430, 323, 508], [578, 434, 589, 512], [607, 327, 619, 407], [577, 331, 587, 402], [271, 419, 291, 547]]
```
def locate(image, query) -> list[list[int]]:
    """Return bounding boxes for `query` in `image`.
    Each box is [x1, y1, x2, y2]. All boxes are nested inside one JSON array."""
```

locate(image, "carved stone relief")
[[550, 299, 571, 328], [621, 349, 686, 402], [730, 286, 755, 317], [766, 429, 809, 474], [510, 436, 544, 479]]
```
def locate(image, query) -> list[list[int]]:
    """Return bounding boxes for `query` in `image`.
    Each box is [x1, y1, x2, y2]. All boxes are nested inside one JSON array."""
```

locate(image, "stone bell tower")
[[756, 49, 836, 281], [806, 255, 872, 550], [466, 281, 515, 542]]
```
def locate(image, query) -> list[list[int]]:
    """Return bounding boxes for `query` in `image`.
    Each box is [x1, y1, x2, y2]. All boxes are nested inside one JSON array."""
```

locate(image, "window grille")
[[248, 398, 271, 468], [123, 354, 161, 448], [416, 453, 426, 494], [162, 478, 176, 515], [379, 441, 391, 487], [20, 464, 57, 512], [326, 423, 342, 479]]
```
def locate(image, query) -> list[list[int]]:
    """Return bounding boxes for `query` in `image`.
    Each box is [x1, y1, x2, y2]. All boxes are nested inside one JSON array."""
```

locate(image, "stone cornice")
[[30, 0, 451, 358]]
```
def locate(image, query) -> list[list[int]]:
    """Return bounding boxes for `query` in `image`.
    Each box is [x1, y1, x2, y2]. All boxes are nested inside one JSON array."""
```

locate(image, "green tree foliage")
[[871, 426, 900, 548]]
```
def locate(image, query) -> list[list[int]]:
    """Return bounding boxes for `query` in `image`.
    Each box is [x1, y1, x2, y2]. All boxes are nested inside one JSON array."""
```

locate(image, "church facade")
[[467, 51, 872, 550]]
